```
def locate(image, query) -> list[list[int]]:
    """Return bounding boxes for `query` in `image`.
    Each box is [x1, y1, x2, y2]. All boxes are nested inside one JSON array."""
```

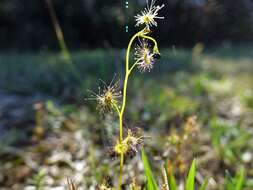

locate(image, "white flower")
[[135, 0, 164, 29], [135, 40, 155, 72], [87, 77, 121, 112]]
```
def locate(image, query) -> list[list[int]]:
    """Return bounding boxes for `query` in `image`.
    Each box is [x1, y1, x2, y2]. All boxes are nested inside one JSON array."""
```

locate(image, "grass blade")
[[141, 149, 159, 190], [225, 170, 234, 190], [199, 177, 209, 190], [235, 167, 245, 190], [185, 159, 196, 190], [164, 161, 178, 190]]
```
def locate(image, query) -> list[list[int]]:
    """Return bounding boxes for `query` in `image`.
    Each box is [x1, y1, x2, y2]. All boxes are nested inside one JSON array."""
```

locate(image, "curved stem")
[[117, 31, 142, 190], [140, 35, 159, 52], [129, 60, 140, 74], [120, 32, 141, 117], [112, 101, 121, 117]]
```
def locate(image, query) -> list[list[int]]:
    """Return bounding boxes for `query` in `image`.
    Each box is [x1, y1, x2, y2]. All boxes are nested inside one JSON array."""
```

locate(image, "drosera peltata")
[[86, 0, 165, 189]]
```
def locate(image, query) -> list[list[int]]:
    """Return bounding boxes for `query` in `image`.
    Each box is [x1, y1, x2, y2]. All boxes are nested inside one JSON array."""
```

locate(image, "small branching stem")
[[113, 102, 121, 116], [140, 35, 159, 53], [140, 35, 158, 47], [117, 30, 159, 190], [117, 31, 140, 190]]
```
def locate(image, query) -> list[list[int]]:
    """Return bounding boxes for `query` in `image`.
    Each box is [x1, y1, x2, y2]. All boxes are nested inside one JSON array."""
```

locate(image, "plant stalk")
[[117, 30, 159, 190], [117, 31, 141, 190]]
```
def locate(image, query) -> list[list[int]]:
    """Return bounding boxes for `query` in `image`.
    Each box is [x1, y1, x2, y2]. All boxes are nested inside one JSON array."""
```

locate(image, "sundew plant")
[[88, 0, 164, 189]]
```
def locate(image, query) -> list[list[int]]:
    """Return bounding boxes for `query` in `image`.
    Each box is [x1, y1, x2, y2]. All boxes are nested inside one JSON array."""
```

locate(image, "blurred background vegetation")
[[0, 0, 253, 189], [1, 0, 253, 50]]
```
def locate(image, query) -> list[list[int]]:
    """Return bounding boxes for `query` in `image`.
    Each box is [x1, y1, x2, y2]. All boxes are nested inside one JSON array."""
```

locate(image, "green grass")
[[0, 47, 253, 189], [142, 150, 210, 190]]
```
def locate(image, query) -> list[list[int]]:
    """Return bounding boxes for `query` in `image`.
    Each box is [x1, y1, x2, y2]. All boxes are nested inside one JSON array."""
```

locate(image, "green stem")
[[45, 0, 82, 83], [129, 60, 140, 73], [140, 35, 159, 53], [117, 29, 157, 190], [117, 31, 141, 190], [112, 101, 121, 116]]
